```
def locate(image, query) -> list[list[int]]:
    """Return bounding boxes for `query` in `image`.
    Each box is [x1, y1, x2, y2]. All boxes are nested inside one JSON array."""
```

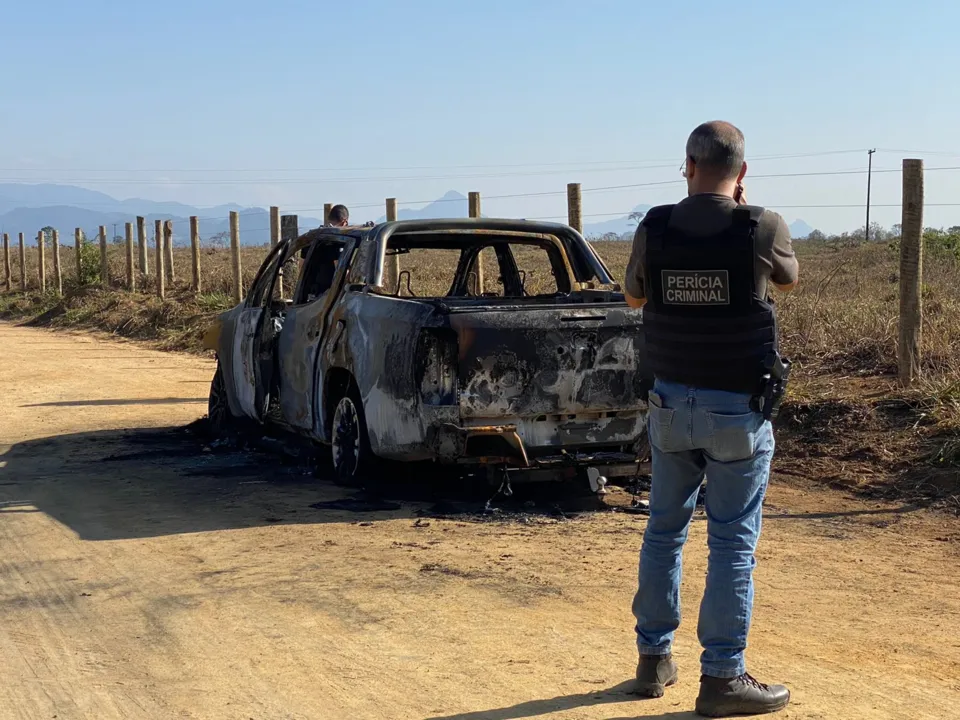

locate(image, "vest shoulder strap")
[[643, 204, 675, 229], [641, 204, 675, 247], [732, 204, 765, 229]]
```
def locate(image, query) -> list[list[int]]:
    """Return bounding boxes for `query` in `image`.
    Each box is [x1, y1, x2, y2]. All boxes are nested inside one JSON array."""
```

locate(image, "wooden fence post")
[[323, 203, 332, 225], [99, 225, 109, 288], [136, 216, 148, 275], [37, 230, 46, 292], [468, 191, 483, 294], [898, 159, 924, 387], [269, 207, 281, 298], [18, 233, 26, 290], [269, 207, 281, 247], [75, 228, 83, 284], [280, 214, 299, 294], [164, 220, 175, 283], [125, 223, 135, 291], [2, 233, 10, 292], [190, 216, 201, 293], [384, 198, 399, 290], [154, 219, 165, 299], [468, 191, 481, 219], [281, 215, 299, 241], [229, 211, 242, 304], [52, 229, 62, 296], [567, 182, 583, 234]]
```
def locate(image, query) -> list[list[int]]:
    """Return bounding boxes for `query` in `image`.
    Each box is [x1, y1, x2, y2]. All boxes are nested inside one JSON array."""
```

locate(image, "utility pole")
[[865, 148, 876, 242]]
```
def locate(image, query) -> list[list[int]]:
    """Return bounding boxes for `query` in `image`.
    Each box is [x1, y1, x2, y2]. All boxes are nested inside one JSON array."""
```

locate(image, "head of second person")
[[683, 121, 747, 199], [328, 204, 350, 227]]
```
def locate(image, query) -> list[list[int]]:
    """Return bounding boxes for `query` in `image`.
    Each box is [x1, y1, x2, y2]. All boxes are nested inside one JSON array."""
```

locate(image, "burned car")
[[203, 218, 651, 486]]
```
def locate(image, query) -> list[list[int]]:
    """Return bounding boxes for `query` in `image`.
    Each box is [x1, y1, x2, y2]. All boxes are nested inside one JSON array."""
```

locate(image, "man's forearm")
[[625, 291, 646, 309]]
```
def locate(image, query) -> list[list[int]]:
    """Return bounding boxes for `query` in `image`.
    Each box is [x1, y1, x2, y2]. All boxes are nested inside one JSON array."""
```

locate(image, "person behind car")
[[300, 205, 350, 262], [327, 204, 350, 228]]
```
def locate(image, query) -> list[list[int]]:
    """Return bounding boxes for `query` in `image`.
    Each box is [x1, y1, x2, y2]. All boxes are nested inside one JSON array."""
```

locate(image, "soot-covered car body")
[[204, 218, 651, 483]]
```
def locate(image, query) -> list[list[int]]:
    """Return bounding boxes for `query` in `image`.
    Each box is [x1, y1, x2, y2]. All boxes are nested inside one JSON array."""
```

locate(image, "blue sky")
[[2, 0, 959, 232]]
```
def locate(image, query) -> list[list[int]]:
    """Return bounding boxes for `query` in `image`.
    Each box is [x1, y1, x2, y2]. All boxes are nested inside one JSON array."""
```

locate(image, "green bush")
[[887, 229, 960, 262], [924, 229, 960, 260], [76, 235, 102, 285]]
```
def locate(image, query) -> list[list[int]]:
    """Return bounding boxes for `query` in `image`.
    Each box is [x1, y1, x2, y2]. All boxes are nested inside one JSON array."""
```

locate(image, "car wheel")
[[208, 362, 234, 438], [331, 389, 375, 485]]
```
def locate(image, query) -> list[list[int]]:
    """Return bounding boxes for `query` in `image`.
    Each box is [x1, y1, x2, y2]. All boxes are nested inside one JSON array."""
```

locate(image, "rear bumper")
[[426, 410, 646, 470]]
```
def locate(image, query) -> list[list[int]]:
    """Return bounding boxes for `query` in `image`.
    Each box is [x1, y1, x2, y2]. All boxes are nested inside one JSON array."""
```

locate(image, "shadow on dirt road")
[[423, 679, 698, 719], [0, 422, 926, 543], [22, 398, 208, 407], [0, 423, 637, 541]]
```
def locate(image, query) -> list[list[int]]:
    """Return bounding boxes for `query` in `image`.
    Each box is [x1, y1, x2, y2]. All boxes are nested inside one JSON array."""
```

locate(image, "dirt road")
[[1, 322, 958, 720]]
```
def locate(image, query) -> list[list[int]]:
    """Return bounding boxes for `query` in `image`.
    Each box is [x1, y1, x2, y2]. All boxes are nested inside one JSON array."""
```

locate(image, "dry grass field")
[[3, 235, 958, 508]]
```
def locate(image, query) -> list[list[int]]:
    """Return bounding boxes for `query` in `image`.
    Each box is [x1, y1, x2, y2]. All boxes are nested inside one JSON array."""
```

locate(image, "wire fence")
[[0, 159, 952, 363]]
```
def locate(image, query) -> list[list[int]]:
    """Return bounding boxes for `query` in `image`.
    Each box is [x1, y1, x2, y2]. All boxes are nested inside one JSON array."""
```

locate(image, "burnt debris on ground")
[[182, 415, 653, 523]]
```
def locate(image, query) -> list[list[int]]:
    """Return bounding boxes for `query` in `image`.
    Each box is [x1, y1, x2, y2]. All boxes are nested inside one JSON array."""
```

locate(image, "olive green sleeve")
[[624, 223, 647, 298], [769, 212, 798, 286]]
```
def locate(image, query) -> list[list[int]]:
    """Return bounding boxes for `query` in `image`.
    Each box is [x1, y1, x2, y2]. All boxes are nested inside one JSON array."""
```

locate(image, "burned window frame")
[[451, 238, 571, 298], [365, 219, 617, 291], [293, 237, 353, 306]]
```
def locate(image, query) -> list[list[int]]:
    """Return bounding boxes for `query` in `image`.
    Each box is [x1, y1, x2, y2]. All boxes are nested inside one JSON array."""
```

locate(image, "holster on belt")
[[751, 352, 791, 421]]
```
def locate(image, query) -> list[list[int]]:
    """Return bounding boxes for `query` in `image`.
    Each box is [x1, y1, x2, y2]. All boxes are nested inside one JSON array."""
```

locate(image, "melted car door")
[[276, 239, 353, 432], [230, 243, 287, 420]]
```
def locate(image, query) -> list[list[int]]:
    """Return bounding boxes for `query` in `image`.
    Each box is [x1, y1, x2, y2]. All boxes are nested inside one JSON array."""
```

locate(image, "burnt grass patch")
[[776, 395, 959, 513], [816, 340, 898, 377]]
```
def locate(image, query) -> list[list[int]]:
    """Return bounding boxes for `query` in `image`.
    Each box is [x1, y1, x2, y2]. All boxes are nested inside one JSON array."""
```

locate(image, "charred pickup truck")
[[203, 218, 651, 487]]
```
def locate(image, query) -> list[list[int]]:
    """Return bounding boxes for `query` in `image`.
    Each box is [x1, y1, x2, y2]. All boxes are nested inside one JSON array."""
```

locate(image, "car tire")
[[331, 387, 378, 486], [208, 362, 235, 439]]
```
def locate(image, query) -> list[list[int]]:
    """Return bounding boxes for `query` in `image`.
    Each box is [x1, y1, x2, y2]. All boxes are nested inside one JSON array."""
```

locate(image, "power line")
[[767, 202, 960, 208], [0, 149, 869, 175], [7, 162, 960, 216], [9, 162, 959, 191], [9, 162, 960, 234], [283, 165, 960, 212], [0, 164, 813, 184], [526, 201, 960, 222], [0, 151, 908, 186], [0, 166, 678, 184], [876, 148, 960, 157], [148, 180, 695, 227]]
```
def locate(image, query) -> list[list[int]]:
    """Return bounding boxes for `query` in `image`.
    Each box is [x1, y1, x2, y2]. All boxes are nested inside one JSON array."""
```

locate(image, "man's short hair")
[[686, 121, 745, 180], [328, 204, 349, 225]]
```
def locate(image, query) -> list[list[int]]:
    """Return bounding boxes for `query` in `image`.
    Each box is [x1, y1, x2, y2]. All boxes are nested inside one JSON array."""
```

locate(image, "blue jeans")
[[632, 378, 774, 678]]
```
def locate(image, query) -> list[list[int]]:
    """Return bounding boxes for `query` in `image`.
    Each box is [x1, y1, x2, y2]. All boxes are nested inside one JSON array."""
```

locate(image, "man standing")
[[624, 121, 798, 717]]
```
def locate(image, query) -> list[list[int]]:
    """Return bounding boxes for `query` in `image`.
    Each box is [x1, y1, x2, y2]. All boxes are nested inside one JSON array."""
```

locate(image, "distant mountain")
[[0, 184, 119, 215], [0, 183, 321, 245], [583, 204, 652, 239], [581, 203, 816, 242], [375, 190, 473, 222], [789, 219, 814, 239], [8, 183, 811, 247]]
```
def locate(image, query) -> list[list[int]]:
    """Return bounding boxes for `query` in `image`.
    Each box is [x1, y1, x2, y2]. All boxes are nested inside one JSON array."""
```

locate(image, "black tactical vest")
[[641, 203, 778, 395]]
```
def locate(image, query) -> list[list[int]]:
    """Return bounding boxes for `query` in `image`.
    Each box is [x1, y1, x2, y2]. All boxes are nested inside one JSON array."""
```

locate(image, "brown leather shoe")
[[633, 653, 678, 698], [695, 672, 790, 717]]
